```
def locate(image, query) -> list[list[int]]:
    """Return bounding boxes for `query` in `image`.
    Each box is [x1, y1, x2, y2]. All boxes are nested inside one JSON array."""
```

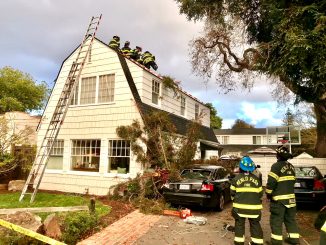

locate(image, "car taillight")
[[313, 179, 325, 191], [200, 183, 214, 192]]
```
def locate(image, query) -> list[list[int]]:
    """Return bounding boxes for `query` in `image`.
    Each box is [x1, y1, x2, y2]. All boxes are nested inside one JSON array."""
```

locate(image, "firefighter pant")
[[232, 209, 263, 245], [270, 201, 299, 244]]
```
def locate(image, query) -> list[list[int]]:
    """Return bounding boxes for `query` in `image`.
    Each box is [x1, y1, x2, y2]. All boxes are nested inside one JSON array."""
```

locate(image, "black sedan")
[[162, 165, 231, 211], [294, 166, 326, 206]]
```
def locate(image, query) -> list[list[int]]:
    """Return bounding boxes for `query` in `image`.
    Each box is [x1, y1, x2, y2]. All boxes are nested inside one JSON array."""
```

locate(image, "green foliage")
[[282, 108, 295, 126], [175, 0, 326, 156], [205, 103, 222, 129], [138, 198, 167, 215], [61, 211, 98, 244], [0, 230, 44, 245], [231, 119, 254, 129], [0, 66, 48, 113], [161, 76, 179, 98]]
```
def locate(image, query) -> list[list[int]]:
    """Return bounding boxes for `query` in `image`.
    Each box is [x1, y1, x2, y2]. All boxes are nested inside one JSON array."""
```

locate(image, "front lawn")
[[0, 192, 112, 244], [0, 192, 88, 209]]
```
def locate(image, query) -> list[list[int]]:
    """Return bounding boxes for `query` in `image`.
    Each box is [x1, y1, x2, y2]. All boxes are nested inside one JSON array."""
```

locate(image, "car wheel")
[[216, 193, 225, 211]]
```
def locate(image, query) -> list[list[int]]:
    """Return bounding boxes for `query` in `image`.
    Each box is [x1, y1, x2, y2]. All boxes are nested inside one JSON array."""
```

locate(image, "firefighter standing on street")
[[266, 145, 300, 245], [108, 35, 120, 50], [314, 205, 326, 245], [231, 156, 264, 245]]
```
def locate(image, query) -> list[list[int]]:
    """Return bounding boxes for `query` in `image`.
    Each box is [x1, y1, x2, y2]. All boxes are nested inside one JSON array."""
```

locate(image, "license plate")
[[179, 184, 190, 190], [294, 182, 301, 188]]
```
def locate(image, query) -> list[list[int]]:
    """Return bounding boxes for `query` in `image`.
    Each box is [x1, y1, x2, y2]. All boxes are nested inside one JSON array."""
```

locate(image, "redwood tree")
[[175, 1, 326, 156]]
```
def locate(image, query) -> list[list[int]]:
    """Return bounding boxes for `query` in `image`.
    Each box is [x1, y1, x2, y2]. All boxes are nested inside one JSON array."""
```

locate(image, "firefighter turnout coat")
[[231, 172, 263, 244], [266, 160, 300, 244]]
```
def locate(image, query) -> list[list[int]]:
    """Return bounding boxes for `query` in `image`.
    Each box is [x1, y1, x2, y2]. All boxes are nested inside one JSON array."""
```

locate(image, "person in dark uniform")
[[121, 41, 133, 57], [266, 145, 300, 245], [142, 51, 158, 70], [231, 156, 264, 245], [314, 205, 326, 245], [108, 35, 120, 50], [131, 46, 143, 64]]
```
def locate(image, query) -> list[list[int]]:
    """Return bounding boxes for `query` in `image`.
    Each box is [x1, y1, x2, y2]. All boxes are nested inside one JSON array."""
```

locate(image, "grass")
[[0, 192, 88, 209], [0, 192, 111, 218]]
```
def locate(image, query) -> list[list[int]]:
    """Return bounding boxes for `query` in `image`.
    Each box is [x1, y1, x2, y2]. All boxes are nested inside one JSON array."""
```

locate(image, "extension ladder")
[[19, 15, 102, 203]]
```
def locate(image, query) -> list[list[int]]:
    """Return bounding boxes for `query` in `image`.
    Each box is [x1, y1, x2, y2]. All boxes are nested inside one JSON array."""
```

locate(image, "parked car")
[[162, 165, 231, 211], [294, 166, 326, 206]]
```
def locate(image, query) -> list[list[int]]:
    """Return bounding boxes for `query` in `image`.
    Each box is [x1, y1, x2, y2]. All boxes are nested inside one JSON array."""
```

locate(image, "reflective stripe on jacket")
[[266, 160, 296, 208], [142, 52, 155, 64], [231, 172, 263, 218], [109, 39, 120, 49]]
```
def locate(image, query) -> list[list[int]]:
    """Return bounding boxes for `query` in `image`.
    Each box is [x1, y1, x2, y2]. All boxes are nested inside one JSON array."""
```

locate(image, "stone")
[[8, 180, 25, 191], [0, 211, 42, 233], [43, 213, 62, 240]]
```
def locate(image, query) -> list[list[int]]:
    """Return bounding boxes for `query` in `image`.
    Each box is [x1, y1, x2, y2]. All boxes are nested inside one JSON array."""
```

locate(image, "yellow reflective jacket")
[[231, 172, 263, 218], [266, 160, 296, 208]]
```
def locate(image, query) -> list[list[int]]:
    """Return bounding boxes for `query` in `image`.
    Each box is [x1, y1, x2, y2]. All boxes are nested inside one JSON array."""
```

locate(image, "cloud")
[[0, 0, 288, 128]]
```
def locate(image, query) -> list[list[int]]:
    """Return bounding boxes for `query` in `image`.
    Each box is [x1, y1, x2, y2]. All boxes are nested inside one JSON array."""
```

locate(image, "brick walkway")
[[77, 210, 161, 245]]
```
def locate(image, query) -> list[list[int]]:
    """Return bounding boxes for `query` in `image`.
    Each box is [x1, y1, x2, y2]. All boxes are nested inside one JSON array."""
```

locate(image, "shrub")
[[61, 211, 98, 245]]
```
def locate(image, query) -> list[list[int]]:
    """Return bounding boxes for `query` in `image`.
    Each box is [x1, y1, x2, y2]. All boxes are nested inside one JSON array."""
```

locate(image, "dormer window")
[[181, 95, 186, 116], [152, 79, 160, 105], [195, 103, 199, 120]]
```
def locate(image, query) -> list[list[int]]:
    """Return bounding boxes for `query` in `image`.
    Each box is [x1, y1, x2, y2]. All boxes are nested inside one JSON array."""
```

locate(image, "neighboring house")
[[1, 111, 40, 152], [38, 37, 221, 195], [214, 127, 300, 156]]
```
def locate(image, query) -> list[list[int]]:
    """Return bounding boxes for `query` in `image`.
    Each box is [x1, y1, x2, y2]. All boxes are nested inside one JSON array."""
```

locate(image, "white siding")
[[141, 71, 210, 127], [37, 39, 213, 195], [38, 40, 143, 195], [217, 134, 279, 145]]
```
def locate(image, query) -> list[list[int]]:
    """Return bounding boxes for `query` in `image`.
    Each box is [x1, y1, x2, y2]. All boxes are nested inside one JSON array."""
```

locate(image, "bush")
[[61, 211, 98, 245]]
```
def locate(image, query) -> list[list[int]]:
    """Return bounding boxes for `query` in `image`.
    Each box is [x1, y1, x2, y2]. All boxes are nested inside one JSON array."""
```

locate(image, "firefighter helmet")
[[276, 145, 293, 160], [239, 156, 255, 172]]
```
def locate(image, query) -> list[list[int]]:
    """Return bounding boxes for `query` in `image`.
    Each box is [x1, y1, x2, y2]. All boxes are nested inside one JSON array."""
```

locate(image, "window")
[[70, 74, 115, 105], [47, 140, 64, 170], [71, 140, 101, 172], [152, 80, 160, 105], [253, 136, 262, 145], [195, 104, 199, 120], [98, 74, 115, 103], [221, 136, 229, 144], [180, 96, 186, 116], [80, 76, 96, 104], [108, 140, 130, 174]]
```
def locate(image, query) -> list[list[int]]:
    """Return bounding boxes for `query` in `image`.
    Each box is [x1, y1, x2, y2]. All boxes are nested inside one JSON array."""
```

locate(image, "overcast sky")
[[0, 0, 292, 128]]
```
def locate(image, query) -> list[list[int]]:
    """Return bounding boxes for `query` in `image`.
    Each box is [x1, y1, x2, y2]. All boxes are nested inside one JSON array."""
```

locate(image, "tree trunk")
[[314, 102, 326, 157]]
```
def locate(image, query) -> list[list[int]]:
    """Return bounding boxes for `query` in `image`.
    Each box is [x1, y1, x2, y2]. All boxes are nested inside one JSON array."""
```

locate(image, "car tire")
[[216, 193, 225, 211]]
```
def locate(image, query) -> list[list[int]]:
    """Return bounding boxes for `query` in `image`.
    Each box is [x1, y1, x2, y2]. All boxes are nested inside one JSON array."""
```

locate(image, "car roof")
[[185, 165, 223, 170]]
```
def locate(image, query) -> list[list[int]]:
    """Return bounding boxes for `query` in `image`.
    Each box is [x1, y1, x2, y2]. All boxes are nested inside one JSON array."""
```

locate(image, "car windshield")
[[295, 167, 317, 177], [181, 169, 212, 179]]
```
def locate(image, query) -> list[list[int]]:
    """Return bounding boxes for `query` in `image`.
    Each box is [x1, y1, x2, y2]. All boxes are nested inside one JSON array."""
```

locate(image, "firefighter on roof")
[[108, 35, 120, 50], [121, 41, 133, 57], [266, 145, 300, 245], [231, 156, 263, 245], [131, 46, 143, 64], [142, 51, 158, 70]]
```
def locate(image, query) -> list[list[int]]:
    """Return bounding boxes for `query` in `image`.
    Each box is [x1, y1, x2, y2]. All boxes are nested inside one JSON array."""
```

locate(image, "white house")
[[0, 111, 40, 152], [214, 127, 301, 157], [37, 37, 220, 195]]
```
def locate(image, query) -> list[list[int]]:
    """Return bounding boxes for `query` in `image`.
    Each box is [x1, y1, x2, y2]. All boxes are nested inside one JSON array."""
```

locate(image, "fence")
[[250, 155, 326, 186]]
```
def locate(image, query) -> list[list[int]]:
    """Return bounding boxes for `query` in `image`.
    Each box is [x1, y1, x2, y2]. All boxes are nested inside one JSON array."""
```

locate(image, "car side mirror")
[[256, 165, 261, 169]]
